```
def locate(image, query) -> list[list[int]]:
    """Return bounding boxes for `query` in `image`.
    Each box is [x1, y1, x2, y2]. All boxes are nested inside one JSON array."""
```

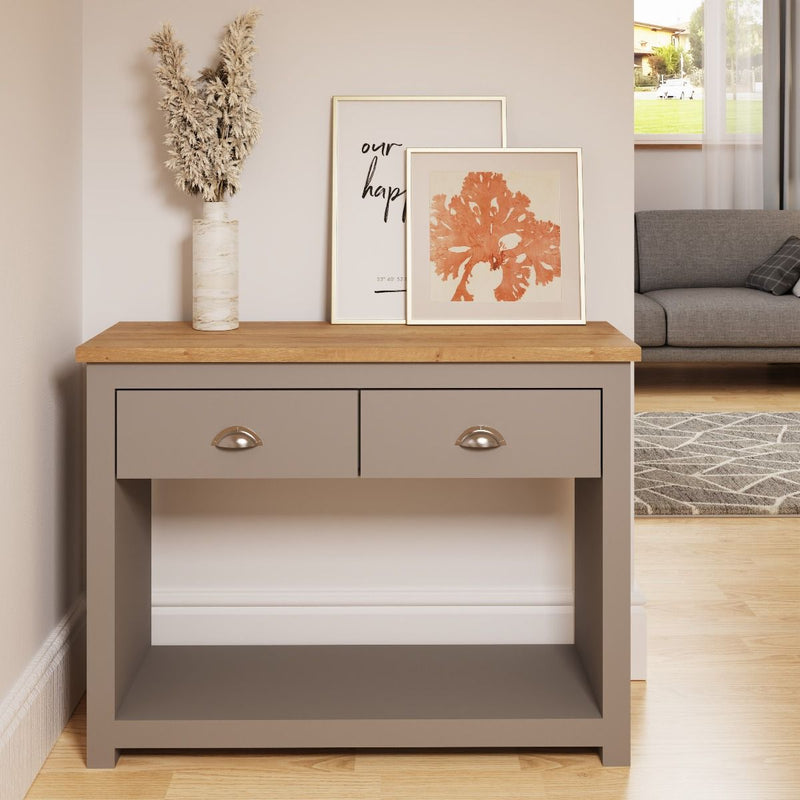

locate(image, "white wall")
[[0, 0, 83, 701], [82, 0, 634, 644], [634, 146, 765, 210], [635, 148, 705, 210]]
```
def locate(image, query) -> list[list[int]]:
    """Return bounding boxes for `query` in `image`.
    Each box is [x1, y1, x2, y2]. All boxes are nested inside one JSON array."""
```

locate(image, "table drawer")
[[116, 390, 358, 478], [360, 389, 601, 478]]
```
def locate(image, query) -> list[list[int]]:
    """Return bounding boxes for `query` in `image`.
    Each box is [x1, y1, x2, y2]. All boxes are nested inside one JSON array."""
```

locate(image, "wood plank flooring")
[[24, 364, 800, 799], [635, 362, 800, 412]]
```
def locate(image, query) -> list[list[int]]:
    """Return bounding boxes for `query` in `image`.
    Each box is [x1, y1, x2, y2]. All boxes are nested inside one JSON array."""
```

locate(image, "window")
[[634, 0, 763, 141]]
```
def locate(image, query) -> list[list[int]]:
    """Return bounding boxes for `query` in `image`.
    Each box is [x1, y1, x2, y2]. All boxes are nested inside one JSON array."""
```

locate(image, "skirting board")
[[0, 596, 86, 800], [152, 588, 648, 680]]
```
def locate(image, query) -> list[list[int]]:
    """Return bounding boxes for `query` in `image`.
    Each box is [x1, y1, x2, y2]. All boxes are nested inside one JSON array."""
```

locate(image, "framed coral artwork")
[[405, 148, 586, 325], [330, 97, 506, 324]]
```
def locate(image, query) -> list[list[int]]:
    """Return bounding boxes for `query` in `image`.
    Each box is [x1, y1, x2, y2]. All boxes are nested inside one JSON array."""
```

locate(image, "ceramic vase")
[[192, 201, 239, 331]]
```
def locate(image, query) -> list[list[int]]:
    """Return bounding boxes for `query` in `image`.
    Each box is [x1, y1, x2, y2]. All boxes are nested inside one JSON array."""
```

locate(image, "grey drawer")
[[360, 389, 601, 478], [116, 390, 358, 479]]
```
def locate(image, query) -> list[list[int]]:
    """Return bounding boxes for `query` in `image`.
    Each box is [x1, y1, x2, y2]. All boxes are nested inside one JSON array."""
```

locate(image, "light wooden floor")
[[25, 364, 800, 800], [635, 361, 800, 412]]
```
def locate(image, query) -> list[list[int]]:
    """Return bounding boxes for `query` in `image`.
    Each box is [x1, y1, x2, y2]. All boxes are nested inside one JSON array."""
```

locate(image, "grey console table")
[[77, 321, 640, 768]]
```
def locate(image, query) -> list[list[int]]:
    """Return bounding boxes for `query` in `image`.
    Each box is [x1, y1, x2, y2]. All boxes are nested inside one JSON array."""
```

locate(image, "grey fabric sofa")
[[634, 210, 800, 361]]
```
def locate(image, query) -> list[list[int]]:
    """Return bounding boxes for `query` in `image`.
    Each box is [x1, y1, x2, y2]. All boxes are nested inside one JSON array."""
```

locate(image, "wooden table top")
[[75, 321, 641, 364]]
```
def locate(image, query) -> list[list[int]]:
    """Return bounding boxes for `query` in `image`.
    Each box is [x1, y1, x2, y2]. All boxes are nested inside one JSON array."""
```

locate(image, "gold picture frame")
[[330, 97, 507, 324]]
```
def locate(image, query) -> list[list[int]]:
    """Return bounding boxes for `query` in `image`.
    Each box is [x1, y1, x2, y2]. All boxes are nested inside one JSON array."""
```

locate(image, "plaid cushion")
[[746, 236, 800, 295]]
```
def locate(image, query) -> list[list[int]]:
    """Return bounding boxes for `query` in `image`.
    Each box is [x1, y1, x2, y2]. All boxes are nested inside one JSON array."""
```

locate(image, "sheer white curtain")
[[703, 0, 764, 208]]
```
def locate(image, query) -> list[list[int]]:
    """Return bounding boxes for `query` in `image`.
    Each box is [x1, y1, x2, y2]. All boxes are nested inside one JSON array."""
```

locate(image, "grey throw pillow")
[[746, 236, 800, 295]]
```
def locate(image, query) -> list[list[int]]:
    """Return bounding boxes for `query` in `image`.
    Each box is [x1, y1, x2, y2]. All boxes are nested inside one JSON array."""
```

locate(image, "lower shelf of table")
[[112, 643, 604, 748]]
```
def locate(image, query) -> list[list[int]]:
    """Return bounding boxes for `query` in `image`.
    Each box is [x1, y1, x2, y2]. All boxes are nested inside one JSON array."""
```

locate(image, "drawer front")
[[117, 390, 358, 478], [361, 389, 601, 478]]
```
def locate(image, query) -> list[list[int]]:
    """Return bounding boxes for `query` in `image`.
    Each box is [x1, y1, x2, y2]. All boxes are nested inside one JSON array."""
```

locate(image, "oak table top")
[[75, 321, 640, 364]]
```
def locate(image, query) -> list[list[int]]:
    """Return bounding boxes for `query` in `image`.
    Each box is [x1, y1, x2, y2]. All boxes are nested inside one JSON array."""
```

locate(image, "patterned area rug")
[[635, 412, 800, 516]]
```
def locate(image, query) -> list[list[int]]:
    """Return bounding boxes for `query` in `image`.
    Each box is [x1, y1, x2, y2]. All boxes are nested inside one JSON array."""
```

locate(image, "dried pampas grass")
[[149, 10, 262, 202]]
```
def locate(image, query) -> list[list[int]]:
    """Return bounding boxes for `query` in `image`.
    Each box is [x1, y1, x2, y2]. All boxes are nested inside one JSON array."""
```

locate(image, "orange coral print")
[[429, 171, 561, 302]]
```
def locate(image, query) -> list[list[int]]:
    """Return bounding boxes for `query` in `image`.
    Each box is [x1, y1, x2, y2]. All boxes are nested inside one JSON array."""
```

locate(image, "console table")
[[76, 321, 640, 768]]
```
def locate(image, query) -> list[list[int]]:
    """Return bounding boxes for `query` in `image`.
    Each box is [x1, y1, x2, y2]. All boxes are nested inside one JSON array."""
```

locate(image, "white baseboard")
[[0, 596, 86, 800], [153, 587, 647, 679], [152, 604, 578, 644]]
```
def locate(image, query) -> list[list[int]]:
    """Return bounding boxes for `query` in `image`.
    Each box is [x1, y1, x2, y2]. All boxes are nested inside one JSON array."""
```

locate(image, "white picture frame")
[[406, 147, 586, 325], [330, 96, 507, 324]]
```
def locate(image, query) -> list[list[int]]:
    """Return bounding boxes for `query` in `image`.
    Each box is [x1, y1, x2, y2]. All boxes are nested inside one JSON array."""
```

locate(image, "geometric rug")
[[634, 412, 800, 516]]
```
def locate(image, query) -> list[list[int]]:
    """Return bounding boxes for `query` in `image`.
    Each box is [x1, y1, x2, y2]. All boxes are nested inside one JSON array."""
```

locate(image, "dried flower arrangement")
[[149, 10, 262, 202]]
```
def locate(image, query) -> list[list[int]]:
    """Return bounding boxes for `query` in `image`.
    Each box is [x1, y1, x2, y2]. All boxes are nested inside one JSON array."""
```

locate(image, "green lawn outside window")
[[634, 95, 763, 135]]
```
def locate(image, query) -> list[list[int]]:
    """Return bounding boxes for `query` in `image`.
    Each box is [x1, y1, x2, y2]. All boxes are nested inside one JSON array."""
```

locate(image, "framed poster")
[[406, 148, 586, 325], [330, 97, 506, 324]]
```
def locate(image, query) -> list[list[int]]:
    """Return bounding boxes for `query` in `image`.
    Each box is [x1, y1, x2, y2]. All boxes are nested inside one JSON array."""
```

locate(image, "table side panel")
[[574, 362, 632, 765], [114, 481, 151, 712], [599, 364, 633, 765]]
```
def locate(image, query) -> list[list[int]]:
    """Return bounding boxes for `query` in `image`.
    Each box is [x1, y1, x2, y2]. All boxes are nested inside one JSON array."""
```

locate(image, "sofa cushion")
[[634, 293, 667, 346], [636, 210, 800, 292], [645, 287, 800, 347], [746, 236, 800, 295]]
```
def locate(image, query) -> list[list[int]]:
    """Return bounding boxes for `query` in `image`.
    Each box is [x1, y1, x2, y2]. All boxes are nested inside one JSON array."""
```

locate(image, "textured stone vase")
[[192, 201, 239, 331]]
